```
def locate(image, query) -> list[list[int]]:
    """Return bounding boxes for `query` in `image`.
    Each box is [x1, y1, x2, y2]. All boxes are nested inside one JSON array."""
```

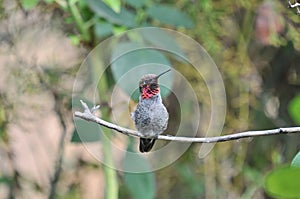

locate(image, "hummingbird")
[[131, 69, 170, 153]]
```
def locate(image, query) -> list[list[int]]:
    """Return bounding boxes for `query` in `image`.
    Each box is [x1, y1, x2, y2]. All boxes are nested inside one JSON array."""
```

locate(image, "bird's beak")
[[156, 69, 171, 79]]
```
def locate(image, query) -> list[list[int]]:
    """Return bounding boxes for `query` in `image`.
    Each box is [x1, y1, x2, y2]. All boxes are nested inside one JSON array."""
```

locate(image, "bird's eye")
[[139, 84, 147, 92], [150, 83, 157, 90]]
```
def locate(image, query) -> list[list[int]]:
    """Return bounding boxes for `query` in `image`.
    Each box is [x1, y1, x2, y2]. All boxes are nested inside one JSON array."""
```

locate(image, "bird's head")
[[139, 69, 171, 99]]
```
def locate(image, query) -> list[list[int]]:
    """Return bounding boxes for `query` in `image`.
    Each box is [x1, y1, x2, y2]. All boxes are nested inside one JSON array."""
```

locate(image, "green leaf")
[[71, 118, 101, 143], [103, 0, 121, 13], [68, 35, 81, 46], [291, 151, 300, 167], [44, 0, 54, 3], [21, 0, 39, 10], [264, 166, 300, 198], [112, 26, 128, 34], [288, 95, 300, 124], [86, 0, 136, 27], [125, 0, 147, 8], [139, 28, 187, 62], [94, 21, 113, 38], [146, 5, 194, 28], [110, 42, 173, 101]]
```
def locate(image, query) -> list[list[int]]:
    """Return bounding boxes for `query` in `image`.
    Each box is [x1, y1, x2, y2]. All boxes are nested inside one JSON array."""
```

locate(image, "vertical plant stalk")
[[91, 54, 118, 199], [35, 68, 68, 199], [48, 92, 67, 199], [67, 0, 91, 41], [101, 129, 119, 199], [204, 153, 216, 199], [235, 7, 254, 173], [0, 95, 19, 199], [6, 146, 21, 199]]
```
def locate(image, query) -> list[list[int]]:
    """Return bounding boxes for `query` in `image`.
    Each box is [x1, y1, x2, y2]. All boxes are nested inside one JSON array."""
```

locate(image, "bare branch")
[[74, 100, 300, 143], [288, 0, 300, 14], [289, 0, 300, 8]]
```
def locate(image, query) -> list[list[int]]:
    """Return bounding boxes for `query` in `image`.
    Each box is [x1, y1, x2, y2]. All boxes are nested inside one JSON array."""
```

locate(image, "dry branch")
[[74, 100, 300, 143]]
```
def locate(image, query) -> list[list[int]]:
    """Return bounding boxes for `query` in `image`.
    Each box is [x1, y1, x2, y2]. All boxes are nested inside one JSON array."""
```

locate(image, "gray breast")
[[132, 95, 168, 137]]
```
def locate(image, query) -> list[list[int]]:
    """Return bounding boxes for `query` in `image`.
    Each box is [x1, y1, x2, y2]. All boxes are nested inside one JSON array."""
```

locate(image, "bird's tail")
[[139, 138, 156, 152]]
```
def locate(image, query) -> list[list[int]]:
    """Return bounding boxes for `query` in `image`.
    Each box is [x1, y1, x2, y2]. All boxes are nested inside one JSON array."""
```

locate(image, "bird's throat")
[[141, 87, 160, 99]]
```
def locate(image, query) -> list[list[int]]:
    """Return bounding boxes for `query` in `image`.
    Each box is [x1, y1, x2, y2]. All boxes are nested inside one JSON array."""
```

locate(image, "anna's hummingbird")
[[131, 69, 170, 153]]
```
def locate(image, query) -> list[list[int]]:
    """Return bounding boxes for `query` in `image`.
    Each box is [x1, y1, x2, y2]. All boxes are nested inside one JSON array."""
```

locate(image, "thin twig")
[[35, 66, 67, 199], [288, 0, 300, 14], [74, 100, 300, 143], [48, 92, 67, 199], [289, 0, 300, 8]]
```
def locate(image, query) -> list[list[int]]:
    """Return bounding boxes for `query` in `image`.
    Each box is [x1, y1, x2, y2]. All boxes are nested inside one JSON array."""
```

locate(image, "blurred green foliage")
[[264, 166, 300, 198], [263, 151, 300, 198], [21, 0, 39, 10], [289, 95, 300, 124], [291, 151, 300, 167]]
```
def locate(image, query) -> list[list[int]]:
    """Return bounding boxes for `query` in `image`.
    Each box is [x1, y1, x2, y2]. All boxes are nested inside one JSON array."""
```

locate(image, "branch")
[[74, 100, 300, 143], [288, 0, 300, 14], [48, 92, 67, 199], [289, 0, 300, 8]]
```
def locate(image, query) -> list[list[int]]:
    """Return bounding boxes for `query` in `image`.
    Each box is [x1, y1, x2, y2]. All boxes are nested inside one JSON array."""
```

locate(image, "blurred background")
[[0, 0, 300, 198]]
